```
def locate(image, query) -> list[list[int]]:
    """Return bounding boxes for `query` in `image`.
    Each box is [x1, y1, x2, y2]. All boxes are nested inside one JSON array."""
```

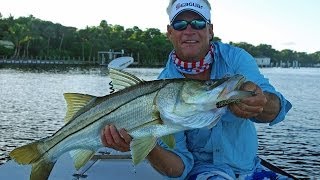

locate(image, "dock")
[[0, 58, 99, 66]]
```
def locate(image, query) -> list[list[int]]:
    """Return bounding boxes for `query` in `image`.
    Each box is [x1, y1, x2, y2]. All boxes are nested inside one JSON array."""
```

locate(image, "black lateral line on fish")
[[51, 80, 160, 137], [39, 81, 172, 158]]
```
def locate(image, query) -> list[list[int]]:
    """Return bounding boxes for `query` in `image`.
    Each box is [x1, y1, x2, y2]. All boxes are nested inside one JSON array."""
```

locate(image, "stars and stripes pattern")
[[172, 45, 214, 74]]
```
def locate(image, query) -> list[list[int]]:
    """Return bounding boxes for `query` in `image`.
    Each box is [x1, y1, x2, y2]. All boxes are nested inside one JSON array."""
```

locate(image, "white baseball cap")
[[169, 0, 211, 23]]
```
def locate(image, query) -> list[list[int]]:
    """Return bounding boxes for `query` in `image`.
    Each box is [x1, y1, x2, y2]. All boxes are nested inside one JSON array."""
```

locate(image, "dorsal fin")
[[109, 68, 144, 91], [63, 93, 96, 123]]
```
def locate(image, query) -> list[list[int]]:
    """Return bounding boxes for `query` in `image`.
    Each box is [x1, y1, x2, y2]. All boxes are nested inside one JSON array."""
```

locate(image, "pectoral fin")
[[206, 116, 221, 129], [130, 136, 157, 165]]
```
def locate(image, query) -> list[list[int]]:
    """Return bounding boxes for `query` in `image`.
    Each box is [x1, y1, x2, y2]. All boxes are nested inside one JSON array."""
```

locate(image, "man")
[[101, 0, 292, 179]]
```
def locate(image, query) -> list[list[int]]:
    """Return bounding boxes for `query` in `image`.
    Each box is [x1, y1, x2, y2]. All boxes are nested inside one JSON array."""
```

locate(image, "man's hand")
[[229, 81, 267, 119], [101, 125, 184, 177], [100, 125, 132, 152]]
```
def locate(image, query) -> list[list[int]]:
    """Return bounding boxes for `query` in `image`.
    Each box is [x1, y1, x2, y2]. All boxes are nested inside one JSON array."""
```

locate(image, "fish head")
[[180, 74, 246, 108], [156, 75, 247, 129]]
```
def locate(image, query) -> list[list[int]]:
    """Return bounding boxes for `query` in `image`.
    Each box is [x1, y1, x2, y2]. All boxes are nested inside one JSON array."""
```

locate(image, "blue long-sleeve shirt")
[[157, 41, 292, 179]]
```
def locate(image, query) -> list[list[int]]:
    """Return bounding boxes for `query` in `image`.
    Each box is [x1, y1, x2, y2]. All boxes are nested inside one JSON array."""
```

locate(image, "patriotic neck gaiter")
[[172, 45, 214, 75]]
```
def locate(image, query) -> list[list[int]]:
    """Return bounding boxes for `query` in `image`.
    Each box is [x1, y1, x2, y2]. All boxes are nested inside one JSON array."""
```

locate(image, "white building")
[[255, 57, 271, 67]]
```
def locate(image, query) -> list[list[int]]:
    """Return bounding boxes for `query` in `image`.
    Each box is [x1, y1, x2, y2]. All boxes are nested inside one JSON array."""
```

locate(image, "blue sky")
[[1, 0, 319, 53]]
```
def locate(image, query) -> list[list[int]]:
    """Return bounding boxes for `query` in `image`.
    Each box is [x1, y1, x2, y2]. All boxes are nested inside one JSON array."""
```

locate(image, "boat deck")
[[0, 148, 296, 179], [0, 149, 163, 180]]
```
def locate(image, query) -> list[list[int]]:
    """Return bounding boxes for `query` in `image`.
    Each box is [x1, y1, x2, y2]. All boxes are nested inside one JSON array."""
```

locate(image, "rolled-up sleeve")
[[230, 49, 292, 125], [265, 91, 292, 126]]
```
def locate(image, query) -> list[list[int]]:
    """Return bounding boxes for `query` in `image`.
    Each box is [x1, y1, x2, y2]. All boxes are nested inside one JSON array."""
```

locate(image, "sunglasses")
[[171, 19, 207, 31]]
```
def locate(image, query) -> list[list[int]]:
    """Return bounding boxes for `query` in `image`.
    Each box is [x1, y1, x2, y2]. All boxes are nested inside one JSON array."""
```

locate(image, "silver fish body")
[[9, 69, 252, 180]]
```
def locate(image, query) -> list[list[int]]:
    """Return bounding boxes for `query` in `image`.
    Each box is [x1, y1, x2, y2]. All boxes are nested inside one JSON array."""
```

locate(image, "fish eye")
[[205, 80, 218, 87], [205, 81, 213, 86], [204, 80, 218, 90]]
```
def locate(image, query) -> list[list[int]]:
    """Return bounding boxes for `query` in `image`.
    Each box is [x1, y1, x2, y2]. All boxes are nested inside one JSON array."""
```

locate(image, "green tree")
[[0, 14, 319, 66]]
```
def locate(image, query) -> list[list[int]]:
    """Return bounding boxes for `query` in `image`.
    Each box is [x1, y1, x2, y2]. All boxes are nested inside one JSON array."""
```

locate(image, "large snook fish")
[[9, 69, 254, 180]]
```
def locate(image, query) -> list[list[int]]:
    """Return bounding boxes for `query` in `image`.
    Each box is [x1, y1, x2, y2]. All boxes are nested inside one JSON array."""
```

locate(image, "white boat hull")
[[0, 150, 163, 180]]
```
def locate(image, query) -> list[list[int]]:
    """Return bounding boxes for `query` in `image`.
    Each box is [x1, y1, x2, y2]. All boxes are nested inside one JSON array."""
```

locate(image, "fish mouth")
[[216, 90, 256, 108], [234, 75, 246, 89], [214, 74, 254, 108]]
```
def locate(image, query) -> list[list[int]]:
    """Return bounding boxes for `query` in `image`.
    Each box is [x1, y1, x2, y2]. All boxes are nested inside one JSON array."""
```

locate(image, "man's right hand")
[[100, 125, 132, 152], [101, 125, 184, 177]]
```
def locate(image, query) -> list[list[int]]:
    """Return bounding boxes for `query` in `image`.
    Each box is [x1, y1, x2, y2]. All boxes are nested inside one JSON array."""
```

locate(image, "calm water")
[[0, 67, 319, 179]]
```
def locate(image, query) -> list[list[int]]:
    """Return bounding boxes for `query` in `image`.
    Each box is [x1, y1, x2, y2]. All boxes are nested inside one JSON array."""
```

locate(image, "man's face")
[[167, 11, 213, 62]]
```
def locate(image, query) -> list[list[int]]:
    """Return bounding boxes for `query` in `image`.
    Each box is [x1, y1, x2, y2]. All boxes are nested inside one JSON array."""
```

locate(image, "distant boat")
[[107, 56, 134, 70]]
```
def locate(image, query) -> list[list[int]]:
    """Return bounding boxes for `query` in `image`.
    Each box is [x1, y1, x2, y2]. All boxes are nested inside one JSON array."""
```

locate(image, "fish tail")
[[9, 142, 42, 164], [9, 141, 55, 180], [30, 158, 54, 180]]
